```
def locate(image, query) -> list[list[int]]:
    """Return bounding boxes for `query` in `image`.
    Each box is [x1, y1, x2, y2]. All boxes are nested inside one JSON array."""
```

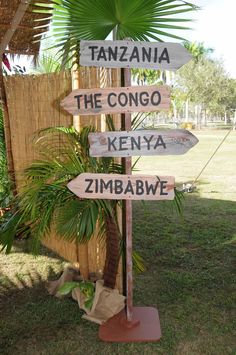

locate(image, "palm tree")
[[183, 41, 213, 62], [2, 0, 196, 288], [0, 126, 125, 287], [132, 68, 162, 86]]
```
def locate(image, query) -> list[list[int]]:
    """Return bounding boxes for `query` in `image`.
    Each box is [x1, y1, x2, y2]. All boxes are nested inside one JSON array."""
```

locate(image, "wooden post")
[[233, 109, 236, 130], [0, 0, 30, 59], [120, 65, 134, 322], [71, 65, 89, 279]]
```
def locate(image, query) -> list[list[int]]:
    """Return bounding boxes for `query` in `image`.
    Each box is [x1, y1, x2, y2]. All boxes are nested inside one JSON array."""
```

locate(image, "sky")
[[187, 0, 236, 78]]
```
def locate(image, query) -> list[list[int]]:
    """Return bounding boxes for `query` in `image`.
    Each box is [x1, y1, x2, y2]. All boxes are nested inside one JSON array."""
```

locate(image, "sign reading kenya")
[[61, 85, 170, 116], [67, 173, 175, 200], [80, 40, 192, 70], [89, 129, 199, 157]]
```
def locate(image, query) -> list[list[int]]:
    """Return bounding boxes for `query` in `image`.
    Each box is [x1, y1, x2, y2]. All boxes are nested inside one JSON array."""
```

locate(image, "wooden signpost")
[[63, 39, 193, 343], [61, 85, 170, 116], [67, 173, 175, 201], [80, 40, 192, 70], [88, 129, 199, 157]]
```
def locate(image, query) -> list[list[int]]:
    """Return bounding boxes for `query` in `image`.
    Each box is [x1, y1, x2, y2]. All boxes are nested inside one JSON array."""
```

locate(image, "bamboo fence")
[[3, 68, 122, 289]]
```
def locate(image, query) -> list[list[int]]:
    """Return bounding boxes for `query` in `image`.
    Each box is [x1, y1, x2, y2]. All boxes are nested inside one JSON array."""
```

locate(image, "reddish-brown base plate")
[[99, 307, 161, 343]]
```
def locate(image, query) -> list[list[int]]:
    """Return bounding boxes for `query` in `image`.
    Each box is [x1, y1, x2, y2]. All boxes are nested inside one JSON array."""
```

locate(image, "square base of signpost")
[[99, 307, 161, 343]]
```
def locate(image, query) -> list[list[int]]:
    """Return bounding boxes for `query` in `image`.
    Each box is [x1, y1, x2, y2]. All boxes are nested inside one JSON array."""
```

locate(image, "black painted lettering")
[[130, 46, 140, 62], [136, 180, 144, 195], [85, 179, 93, 193], [139, 92, 149, 106], [159, 48, 170, 63], [119, 136, 128, 151], [129, 92, 138, 106], [154, 47, 158, 62], [108, 46, 118, 61], [100, 179, 113, 193], [154, 135, 166, 149], [131, 136, 141, 150], [108, 137, 117, 151], [97, 47, 107, 61], [142, 47, 151, 62], [118, 93, 128, 107], [84, 94, 94, 109], [107, 93, 117, 107], [151, 91, 161, 106], [145, 180, 159, 195], [119, 46, 128, 62], [143, 135, 154, 150], [88, 46, 98, 61], [94, 93, 102, 109], [74, 94, 83, 109], [124, 180, 134, 194], [160, 180, 168, 195], [114, 180, 123, 194], [95, 179, 98, 193]]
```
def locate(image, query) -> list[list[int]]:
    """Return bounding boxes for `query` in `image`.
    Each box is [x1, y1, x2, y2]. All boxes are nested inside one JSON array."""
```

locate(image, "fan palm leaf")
[[33, 0, 198, 66]]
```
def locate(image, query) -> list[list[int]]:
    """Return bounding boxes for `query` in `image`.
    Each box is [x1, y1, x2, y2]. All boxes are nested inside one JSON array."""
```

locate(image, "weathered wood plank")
[[89, 129, 199, 157], [61, 85, 170, 116], [80, 40, 192, 70], [67, 173, 175, 200]]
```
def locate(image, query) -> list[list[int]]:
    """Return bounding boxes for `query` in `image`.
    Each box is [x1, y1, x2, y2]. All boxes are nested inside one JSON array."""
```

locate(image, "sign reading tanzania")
[[67, 173, 175, 200], [80, 40, 192, 70]]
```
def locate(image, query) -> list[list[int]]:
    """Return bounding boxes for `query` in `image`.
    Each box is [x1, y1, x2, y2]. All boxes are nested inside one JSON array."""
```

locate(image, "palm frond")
[[33, 0, 198, 67], [1, 125, 123, 253]]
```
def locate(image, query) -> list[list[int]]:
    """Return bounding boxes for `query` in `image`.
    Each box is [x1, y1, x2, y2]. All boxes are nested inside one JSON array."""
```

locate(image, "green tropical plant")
[[0, 126, 123, 288], [31, 36, 72, 74], [59, 280, 95, 310], [34, 0, 198, 67]]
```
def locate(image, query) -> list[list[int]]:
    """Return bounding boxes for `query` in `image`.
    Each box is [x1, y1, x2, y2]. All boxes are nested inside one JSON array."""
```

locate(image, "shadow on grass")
[[0, 194, 235, 355], [0, 264, 91, 355]]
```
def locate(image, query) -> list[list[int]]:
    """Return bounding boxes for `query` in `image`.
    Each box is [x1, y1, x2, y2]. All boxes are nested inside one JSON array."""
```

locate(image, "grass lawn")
[[0, 130, 235, 355]]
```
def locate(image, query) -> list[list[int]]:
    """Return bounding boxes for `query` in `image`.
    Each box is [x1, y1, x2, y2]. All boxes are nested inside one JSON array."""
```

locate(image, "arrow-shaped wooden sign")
[[67, 173, 175, 200], [80, 40, 192, 70], [61, 85, 170, 116], [88, 129, 198, 157]]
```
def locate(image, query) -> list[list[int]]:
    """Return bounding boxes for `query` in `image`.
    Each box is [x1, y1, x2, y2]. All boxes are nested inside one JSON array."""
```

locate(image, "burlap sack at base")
[[72, 280, 126, 325], [46, 268, 125, 324]]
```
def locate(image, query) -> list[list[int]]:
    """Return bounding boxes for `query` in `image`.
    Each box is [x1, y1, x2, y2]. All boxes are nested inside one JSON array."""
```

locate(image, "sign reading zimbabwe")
[[80, 40, 192, 70], [67, 173, 175, 200], [89, 129, 199, 157], [61, 85, 170, 116]]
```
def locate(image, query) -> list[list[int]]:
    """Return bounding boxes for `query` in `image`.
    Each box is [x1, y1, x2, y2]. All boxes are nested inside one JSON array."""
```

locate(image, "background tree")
[[174, 57, 235, 121]]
